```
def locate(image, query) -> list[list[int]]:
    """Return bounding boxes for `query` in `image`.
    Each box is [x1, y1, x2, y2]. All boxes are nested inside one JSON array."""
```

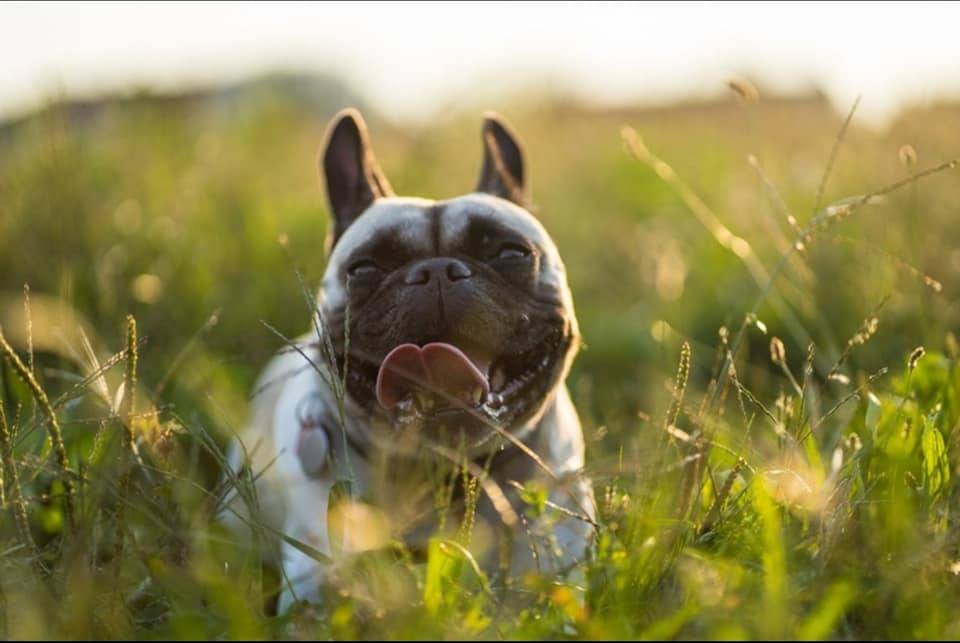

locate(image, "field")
[[2, 74, 960, 638]]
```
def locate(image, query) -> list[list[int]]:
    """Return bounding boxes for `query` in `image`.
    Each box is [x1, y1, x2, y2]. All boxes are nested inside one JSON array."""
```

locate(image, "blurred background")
[[2, 0, 960, 446]]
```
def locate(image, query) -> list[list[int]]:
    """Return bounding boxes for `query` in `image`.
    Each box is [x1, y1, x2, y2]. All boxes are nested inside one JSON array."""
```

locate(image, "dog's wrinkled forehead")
[[320, 193, 568, 311]]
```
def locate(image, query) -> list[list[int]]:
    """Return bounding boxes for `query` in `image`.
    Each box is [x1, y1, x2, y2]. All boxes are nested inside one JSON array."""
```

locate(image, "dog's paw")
[[277, 583, 324, 615]]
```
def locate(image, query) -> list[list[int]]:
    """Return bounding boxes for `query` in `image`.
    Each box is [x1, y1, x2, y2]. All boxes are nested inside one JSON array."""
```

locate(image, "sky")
[[2, 1, 960, 126]]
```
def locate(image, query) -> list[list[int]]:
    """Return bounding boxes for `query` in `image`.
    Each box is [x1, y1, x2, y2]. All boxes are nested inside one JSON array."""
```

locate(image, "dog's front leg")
[[508, 393, 597, 576], [509, 472, 596, 577], [276, 478, 335, 613]]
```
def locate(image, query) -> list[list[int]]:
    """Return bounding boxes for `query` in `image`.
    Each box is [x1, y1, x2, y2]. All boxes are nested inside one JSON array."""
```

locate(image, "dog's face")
[[317, 110, 578, 447]]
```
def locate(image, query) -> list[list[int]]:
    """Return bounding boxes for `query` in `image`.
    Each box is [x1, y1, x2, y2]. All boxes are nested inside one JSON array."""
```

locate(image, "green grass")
[[2, 80, 960, 639]]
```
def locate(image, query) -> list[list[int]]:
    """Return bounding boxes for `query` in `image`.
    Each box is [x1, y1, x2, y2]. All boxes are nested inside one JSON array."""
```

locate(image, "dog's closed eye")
[[348, 259, 381, 277], [493, 243, 531, 261]]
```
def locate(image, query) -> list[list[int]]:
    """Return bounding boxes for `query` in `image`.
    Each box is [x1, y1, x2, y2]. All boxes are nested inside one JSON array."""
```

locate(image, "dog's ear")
[[475, 112, 527, 206], [321, 108, 394, 247]]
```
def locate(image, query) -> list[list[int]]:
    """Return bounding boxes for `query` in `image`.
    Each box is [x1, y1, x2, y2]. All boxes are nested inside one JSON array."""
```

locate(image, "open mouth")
[[372, 338, 559, 428]]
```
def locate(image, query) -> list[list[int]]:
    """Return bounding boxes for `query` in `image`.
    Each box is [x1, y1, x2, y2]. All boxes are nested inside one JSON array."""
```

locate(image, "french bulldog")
[[221, 109, 595, 612]]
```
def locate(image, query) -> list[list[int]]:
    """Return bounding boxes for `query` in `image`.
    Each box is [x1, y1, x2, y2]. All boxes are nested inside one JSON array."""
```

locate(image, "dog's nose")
[[404, 258, 473, 286]]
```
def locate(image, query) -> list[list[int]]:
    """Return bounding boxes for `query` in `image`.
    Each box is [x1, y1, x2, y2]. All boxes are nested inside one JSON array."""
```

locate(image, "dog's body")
[[222, 110, 594, 612]]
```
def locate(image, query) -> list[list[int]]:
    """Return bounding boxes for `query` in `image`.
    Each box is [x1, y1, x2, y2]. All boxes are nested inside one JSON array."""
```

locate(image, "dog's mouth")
[[376, 343, 490, 412], [361, 335, 565, 433]]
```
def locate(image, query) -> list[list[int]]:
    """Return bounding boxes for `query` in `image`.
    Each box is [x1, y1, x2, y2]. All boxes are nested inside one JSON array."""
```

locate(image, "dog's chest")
[[291, 397, 537, 550], [275, 364, 541, 555]]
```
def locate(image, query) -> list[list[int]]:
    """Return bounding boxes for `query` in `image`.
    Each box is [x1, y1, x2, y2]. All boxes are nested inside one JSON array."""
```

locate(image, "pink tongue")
[[376, 342, 489, 410]]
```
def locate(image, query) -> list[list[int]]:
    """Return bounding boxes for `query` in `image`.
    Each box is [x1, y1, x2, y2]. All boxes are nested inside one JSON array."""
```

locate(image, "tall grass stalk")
[[0, 329, 75, 529], [0, 399, 41, 567], [122, 315, 141, 464]]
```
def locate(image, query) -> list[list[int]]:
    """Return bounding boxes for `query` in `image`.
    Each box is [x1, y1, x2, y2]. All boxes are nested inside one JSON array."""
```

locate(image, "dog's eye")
[[495, 244, 531, 261], [347, 260, 380, 277]]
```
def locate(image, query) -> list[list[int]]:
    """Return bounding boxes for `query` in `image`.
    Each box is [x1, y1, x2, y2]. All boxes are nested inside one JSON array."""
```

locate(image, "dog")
[[221, 108, 595, 612]]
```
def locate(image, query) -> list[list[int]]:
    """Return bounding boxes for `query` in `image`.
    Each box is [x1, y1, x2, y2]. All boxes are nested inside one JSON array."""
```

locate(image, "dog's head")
[[317, 109, 578, 448]]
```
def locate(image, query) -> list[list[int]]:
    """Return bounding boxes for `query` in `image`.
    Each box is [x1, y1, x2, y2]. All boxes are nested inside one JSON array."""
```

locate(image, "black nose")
[[404, 258, 473, 286]]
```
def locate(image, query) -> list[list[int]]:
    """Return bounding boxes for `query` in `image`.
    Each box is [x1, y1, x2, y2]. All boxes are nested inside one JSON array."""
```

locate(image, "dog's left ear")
[[321, 108, 394, 248], [475, 112, 527, 206]]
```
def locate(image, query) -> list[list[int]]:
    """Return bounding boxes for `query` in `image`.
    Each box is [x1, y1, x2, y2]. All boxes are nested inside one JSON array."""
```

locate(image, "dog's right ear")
[[321, 108, 394, 248]]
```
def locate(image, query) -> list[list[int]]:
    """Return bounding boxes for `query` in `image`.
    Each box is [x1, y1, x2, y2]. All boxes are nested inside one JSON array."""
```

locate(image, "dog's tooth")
[[491, 368, 507, 391], [485, 392, 504, 411], [393, 397, 417, 425]]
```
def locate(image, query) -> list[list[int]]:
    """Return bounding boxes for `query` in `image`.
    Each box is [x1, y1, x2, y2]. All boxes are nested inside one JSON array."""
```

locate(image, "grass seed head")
[[727, 77, 759, 104], [851, 317, 879, 347], [908, 346, 926, 372], [770, 337, 786, 364], [946, 332, 959, 360], [666, 341, 692, 431], [898, 144, 917, 168]]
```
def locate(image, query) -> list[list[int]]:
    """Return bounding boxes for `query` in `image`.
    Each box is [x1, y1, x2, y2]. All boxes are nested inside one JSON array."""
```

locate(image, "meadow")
[[1, 74, 960, 638]]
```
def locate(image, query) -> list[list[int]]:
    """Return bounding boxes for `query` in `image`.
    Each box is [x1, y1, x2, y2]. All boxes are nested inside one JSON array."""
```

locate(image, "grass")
[[2, 78, 960, 638]]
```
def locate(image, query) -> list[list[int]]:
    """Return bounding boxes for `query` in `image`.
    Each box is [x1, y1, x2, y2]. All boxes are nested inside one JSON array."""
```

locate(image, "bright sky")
[[2, 1, 959, 126]]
